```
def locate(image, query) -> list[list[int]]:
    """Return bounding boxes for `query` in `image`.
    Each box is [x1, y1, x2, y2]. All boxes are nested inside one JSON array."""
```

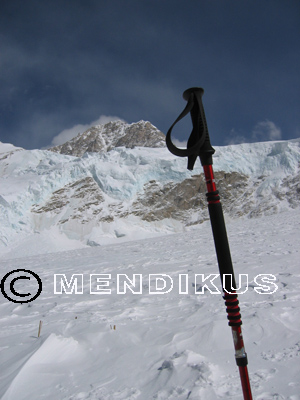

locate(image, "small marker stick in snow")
[[166, 87, 253, 400], [38, 320, 43, 338]]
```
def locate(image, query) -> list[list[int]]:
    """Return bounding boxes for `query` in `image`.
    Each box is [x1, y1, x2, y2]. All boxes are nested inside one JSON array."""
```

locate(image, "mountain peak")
[[50, 120, 166, 157]]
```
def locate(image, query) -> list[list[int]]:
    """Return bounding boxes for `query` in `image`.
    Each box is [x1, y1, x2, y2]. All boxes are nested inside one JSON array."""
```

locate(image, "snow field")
[[0, 208, 299, 399]]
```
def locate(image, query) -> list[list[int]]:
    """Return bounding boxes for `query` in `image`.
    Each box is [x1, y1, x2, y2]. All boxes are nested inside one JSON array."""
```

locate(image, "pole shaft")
[[203, 165, 237, 290], [239, 365, 253, 399], [203, 164, 253, 400]]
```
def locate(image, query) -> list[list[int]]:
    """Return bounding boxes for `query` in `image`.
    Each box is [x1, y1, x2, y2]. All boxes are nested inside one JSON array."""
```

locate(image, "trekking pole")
[[166, 87, 253, 400]]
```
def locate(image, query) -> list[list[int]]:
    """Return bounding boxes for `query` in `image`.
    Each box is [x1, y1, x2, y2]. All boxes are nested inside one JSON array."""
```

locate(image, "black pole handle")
[[166, 87, 215, 170]]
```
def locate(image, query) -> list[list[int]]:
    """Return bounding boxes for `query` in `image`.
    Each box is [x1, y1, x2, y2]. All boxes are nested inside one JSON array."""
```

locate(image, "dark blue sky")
[[1, 0, 299, 149]]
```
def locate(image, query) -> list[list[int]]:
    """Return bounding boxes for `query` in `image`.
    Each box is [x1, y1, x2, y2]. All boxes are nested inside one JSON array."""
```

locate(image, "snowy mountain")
[[0, 121, 300, 258], [1, 123, 300, 399]]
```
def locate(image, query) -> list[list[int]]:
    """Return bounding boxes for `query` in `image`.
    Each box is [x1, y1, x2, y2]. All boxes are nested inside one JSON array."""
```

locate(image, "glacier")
[[0, 138, 300, 258]]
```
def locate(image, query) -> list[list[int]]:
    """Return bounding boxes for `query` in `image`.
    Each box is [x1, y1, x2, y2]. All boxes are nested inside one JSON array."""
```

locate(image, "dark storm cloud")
[[0, 0, 299, 149]]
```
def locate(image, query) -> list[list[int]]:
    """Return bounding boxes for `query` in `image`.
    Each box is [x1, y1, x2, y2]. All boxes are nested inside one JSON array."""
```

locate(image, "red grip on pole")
[[203, 165, 218, 196]]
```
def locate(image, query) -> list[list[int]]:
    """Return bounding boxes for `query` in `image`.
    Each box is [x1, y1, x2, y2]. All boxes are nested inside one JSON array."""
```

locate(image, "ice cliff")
[[0, 120, 299, 257]]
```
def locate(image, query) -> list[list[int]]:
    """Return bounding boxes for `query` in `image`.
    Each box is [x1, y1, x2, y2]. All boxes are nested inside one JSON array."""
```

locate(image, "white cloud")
[[252, 120, 282, 142], [225, 121, 282, 146], [50, 115, 126, 146], [172, 138, 187, 148], [225, 129, 247, 145]]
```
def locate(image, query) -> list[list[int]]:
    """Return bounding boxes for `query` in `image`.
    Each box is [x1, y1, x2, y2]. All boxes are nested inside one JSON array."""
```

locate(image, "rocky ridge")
[[50, 120, 166, 157]]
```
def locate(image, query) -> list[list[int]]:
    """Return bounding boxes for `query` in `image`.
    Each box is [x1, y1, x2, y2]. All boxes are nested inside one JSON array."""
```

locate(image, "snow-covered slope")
[[0, 136, 300, 258], [0, 208, 299, 399], [1, 128, 300, 398]]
